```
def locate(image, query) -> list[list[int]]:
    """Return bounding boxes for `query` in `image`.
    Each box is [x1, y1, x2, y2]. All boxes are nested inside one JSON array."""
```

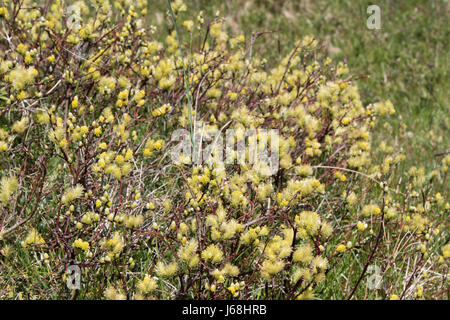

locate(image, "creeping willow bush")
[[0, 0, 448, 300]]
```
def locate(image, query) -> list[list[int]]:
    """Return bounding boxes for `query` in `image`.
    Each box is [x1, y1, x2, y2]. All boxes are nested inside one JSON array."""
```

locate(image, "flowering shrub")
[[0, 0, 448, 300]]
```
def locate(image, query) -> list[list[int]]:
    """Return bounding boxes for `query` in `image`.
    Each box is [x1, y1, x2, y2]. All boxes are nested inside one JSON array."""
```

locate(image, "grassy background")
[[152, 0, 449, 170]]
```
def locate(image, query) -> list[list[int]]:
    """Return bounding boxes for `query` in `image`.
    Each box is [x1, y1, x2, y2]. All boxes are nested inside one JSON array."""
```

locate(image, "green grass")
[[151, 0, 449, 171]]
